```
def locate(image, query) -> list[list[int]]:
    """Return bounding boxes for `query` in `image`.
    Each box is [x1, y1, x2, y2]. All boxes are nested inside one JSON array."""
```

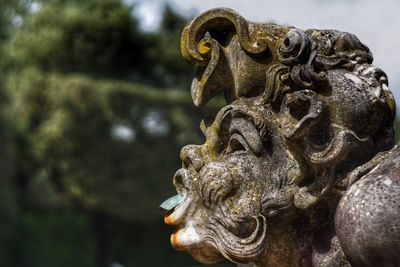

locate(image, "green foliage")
[[0, 72, 19, 267], [0, 0, 33, 41], [7, 0, 145, 76], [15, 214, 93, 267], [0, 213, 199, 267], [5, 0, 194, 89], [0, 1, 208, 265], [144, 5, 195, 89], [5, 68, 217, 222]]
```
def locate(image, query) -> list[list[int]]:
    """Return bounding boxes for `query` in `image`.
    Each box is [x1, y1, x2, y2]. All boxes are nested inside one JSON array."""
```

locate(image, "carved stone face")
[[165, 99, 303, 264], [162, 7, 397, 267]]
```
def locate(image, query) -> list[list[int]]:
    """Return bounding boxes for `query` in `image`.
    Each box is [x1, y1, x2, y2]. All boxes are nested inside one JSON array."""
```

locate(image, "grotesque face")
[[163, 7, 396, 266], [164, 99, 303, 264]]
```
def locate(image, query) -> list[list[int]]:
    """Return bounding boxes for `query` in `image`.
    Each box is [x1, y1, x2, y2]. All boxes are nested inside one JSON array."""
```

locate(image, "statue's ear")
[[281, 90, 324, 140], [282, 90, 370, 210], [280, 90, 327, 209], [281, 90, 367, 167]]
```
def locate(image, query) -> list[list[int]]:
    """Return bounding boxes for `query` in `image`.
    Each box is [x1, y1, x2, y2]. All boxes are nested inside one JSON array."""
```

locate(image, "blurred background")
[[0, 0, 398, 266]]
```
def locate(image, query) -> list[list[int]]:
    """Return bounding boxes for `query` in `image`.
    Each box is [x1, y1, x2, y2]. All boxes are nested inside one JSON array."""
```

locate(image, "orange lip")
[[164, 214, 175, 225], [170, 231, 185, 251]]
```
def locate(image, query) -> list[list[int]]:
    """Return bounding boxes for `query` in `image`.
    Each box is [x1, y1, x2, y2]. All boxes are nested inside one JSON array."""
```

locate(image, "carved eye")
[[226, 133, 250, 154]]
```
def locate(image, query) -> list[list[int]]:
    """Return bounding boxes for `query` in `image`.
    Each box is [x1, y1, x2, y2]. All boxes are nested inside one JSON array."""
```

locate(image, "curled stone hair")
[[181, 8, 395, 166]]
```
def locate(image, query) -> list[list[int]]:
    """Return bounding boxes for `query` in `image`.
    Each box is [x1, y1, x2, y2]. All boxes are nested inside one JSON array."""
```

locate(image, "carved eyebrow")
[[203, 105, 233, 151], [229, 117, 263, 155], [211, 105, 233, 134]]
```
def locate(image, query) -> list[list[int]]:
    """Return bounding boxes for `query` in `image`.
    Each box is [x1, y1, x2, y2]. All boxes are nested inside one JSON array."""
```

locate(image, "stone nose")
[[173, 168, 191, 195], [180, 145, 204, 172]]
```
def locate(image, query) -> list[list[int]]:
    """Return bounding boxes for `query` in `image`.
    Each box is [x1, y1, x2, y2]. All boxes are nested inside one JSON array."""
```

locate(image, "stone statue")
[[160, 8, 400, 267]]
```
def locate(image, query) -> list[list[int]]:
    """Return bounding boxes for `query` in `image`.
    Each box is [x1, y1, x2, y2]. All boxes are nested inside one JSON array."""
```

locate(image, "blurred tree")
[[0, 1, 206, 266], [0, 0, 33, 41], [0, 65, 21, 267], [6, 66, 221, 220], [7, 0, 147, 77], [6, 0, 195, 90], [145, 5, 194, 89], [4, 66, 220, 266]]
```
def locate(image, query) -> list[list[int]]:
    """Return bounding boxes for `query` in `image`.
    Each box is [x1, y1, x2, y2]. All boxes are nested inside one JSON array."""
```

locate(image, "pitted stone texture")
[[336, 146, 400, 267]]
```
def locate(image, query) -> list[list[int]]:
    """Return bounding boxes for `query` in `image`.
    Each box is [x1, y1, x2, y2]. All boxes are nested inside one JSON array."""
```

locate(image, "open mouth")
[[160, 193, 203, 250], [162, 193, 190, 226], [164, 199, 223, 263], [160, 193, 268, 263]]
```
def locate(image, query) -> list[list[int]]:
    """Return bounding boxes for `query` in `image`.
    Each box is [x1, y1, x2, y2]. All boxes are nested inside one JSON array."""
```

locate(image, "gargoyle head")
[[162, 8, 396, 266], [163, 99, 305, 264]]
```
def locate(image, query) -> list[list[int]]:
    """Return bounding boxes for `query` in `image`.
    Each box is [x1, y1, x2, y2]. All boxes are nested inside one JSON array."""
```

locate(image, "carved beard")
[[204, 215, 268, 264]]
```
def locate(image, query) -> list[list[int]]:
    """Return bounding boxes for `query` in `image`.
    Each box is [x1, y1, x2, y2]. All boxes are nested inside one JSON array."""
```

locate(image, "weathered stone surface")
[[161, 8, 399, 267]]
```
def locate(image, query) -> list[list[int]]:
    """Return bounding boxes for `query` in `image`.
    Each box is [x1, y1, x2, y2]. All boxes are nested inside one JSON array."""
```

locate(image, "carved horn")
[[181, 8, 269, 106], [181, 8, 268, 65]]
